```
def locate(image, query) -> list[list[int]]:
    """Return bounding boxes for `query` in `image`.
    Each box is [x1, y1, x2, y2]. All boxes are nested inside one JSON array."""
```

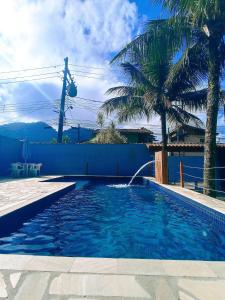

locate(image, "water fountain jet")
[[128, 160, 155, 186]]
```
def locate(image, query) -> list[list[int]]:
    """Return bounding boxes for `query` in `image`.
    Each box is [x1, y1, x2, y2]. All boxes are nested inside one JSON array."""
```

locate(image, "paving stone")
[[0, 273, 7, 298], [178, 291, 196, 300], [67, 298, 120, 300], [49, 273, 152, 298], [154, 278, 177, 300], [26, 255, 74, 272], [178, 278, 225, 300], [10, 272, 22, 288], [0, 254, 32, 270], [117, 258, 165, 275], [162, 260, 217, 277], [0, 177, 75, 218], [71, 257, 117, 274], [207, 261, 225, 278], [14, 272, 50, 300]]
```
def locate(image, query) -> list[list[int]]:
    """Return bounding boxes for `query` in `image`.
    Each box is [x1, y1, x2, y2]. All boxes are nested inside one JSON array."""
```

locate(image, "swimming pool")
[[0, 177, 225, 260]]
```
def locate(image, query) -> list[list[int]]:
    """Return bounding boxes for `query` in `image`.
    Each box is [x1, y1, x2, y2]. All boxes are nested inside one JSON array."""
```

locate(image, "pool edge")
[[144, 176, 225, 217]]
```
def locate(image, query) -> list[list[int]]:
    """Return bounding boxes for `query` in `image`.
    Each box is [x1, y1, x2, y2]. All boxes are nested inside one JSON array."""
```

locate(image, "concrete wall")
[[168, 156, 204, 183], [30, 144, 154, 176], [0, 135, 22, 176]]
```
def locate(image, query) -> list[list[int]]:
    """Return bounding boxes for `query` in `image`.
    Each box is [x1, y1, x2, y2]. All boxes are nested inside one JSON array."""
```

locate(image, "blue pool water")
[[0, 178, 225, 260]]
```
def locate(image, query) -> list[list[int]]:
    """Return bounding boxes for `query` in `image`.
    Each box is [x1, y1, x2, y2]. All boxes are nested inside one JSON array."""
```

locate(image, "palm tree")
[[102, 31, 207, 151], [151, 1, 225, 195], [108, 3, 225, 196]]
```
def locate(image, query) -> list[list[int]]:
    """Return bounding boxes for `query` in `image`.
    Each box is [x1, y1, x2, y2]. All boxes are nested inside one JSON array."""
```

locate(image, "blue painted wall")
[[0, 135, 22, 176], [30, 144, 154, 176], [168, 156, 204, 183]]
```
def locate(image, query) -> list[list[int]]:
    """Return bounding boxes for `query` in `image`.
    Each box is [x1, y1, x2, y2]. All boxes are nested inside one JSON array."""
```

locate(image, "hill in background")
[[0, 122, 95, 143]]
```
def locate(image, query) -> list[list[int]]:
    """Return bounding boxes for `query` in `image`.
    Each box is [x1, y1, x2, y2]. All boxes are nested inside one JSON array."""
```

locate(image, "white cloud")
[[0, 0, 139, 127]]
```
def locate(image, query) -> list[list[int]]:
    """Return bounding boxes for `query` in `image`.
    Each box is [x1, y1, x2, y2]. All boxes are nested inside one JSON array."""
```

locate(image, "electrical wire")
[[70, 96, 104, 104], [0, 75, 60, 85], [69, 63, 119, 71], [71, 73, 105, 80], [0, 71, 61, 81], [0, 64, 63, 75], [70, 69, 104, 76]]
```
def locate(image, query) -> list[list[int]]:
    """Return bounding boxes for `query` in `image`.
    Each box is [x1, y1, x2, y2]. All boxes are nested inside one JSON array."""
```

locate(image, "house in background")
[[117, 128, 156, 143], [168, 124, 206, 156], [94, 127, 156, 144], [168, 124, 205, 144]]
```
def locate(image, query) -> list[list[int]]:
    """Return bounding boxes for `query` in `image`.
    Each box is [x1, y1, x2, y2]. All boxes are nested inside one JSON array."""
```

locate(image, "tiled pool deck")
[[0, 177, 225, 299], [0, 176, 75, 218]]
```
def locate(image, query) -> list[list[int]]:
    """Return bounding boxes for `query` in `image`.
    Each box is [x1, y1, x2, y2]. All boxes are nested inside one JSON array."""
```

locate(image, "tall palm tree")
[[152, 0, 225, 195], [108, 3, 225, 196], [102, 31, 207, 150]]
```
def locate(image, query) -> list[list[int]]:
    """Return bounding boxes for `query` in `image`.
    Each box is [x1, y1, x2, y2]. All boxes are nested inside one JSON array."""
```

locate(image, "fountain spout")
[[128, 161, 155, 186]]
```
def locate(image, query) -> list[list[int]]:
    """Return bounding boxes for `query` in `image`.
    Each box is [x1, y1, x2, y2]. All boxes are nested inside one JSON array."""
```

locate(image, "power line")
[[0, 71, 61, 81], [71, 96, 104, 104], [0, 64, 63, 75], [0, 75, 60, 85], [70, 69, 104, 76], [69, 63, 119, 71], [71, 73, 105, 80]]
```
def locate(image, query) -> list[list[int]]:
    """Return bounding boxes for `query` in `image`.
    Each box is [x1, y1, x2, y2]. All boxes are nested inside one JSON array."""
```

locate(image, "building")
[[117, 128, 156, 143], [168, 124, 205, 144], [94, 127, 156, 144], [166, 124, 206, 156]]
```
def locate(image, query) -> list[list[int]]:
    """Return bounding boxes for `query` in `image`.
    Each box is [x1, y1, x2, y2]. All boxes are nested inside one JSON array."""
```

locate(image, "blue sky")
[[0, 0, 223, 137], [134, 0, 163, 19], [0, 0, 163, 130]]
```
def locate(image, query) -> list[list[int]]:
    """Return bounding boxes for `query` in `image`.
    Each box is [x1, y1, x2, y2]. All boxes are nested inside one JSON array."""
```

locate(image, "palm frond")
[[106, 86, 137, 96], [111, 17, 189, 65], [157, 0, 225, 27], [166, 42, 208, 95], [167, 105, 204, 126], [101, 96, 131, 115], [120, 63, 155, 90], [176, 89, 208, 111], [101, 95, 146, 116], [116, 104, 154, 123]]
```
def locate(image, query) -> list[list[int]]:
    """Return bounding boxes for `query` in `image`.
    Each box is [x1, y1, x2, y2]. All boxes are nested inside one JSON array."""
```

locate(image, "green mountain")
[[0, 122, 94, 142], [0, 122, 56, 142]]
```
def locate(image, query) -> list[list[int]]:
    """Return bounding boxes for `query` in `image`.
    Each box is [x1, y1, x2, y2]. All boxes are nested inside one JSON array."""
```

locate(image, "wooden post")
[[155, 151, 168, 184], [180, 161, 184, 188]]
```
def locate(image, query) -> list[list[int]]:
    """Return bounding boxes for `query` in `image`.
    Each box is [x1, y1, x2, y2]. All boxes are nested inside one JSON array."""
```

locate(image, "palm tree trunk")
[[204, 35, 220, 197], [161, 110, 167, 151]]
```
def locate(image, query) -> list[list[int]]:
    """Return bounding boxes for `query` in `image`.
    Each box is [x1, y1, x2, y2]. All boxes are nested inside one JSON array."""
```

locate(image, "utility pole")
[[57, 57, 69, 143]]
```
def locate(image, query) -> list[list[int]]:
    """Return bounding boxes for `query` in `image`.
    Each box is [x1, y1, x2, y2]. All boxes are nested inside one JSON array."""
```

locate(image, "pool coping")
[[0, 177, 76, 219], [0, 254, 224, 278], [144, 177, 225, 217]]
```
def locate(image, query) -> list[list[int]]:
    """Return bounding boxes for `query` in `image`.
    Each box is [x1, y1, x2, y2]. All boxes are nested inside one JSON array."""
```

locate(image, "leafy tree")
[[89, 122, 127, 144], [51, 135, 71, 144], [96, 112, 105, 128], [102, 29, 207, 150]]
